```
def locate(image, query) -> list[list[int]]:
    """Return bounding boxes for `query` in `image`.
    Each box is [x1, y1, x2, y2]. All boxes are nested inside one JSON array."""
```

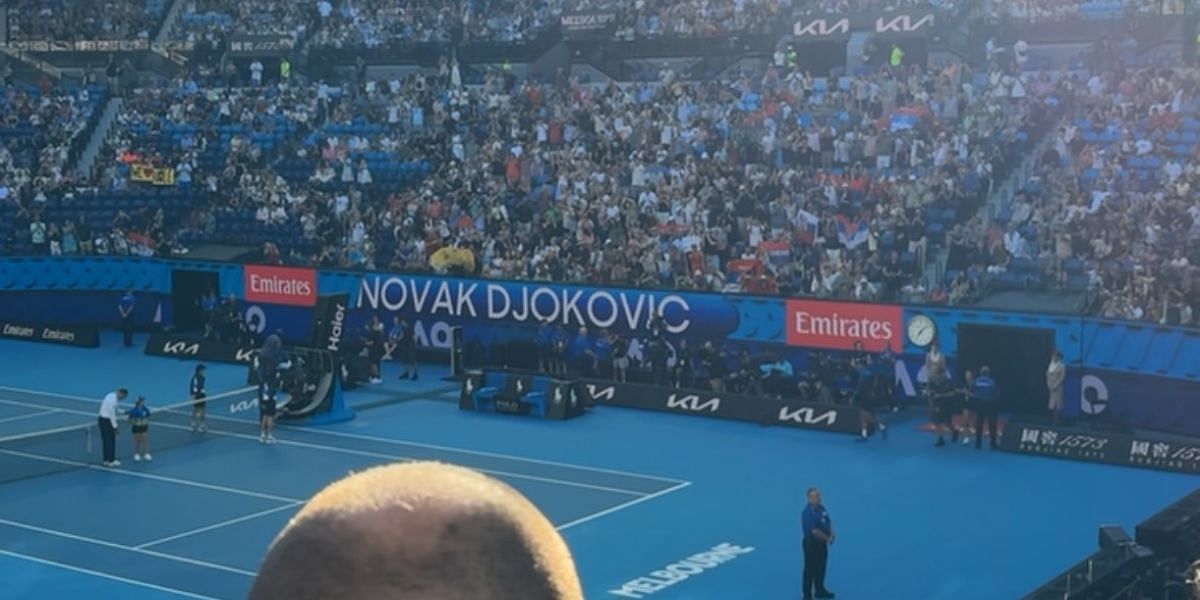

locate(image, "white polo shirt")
[[99, 392, 120, 428]]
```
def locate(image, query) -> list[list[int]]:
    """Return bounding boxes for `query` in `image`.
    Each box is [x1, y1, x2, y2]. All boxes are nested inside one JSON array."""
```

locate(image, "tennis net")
[[0, 386, 261, 486]]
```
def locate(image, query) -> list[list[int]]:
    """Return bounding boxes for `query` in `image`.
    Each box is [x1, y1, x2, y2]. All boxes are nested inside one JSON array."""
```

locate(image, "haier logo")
[[164, 341, 200, 356], [777, 406, 838, 426], [875, 13, 934, 34], [666, 394, 722, 413], [326, 302, 346, 352], [793, 18, 849, 38]]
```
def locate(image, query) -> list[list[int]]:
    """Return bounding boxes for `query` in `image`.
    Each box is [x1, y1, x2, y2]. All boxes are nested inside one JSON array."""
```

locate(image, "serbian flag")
[[758, 240, 791, 266], [794, 208, 820, 244], [836, 214, 870, 250]]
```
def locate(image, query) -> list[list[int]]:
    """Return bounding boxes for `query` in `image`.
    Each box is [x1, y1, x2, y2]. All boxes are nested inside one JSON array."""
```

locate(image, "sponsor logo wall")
[[244, 265, 317, 307], [792, 9, 935, 40], [785, 299, 902, 351], [2, 257, 1200, 443], [579, 380, 857, 434], [0, 321, 100, 348], [1001, 423, 1200, 474], [144, 333, 256, 365], [561, 11, 617, 39]]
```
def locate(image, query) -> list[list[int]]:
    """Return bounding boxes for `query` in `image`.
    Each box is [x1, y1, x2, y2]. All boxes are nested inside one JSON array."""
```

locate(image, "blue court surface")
[[0, 333, 1195, 600]]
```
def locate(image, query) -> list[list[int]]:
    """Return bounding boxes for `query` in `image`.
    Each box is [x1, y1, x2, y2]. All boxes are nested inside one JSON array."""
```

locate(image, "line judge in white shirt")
[[98, 388, 128, 467]]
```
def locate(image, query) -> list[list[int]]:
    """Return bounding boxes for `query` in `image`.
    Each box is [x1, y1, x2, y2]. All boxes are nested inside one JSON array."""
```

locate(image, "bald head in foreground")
[[250, 462, 583, 600]]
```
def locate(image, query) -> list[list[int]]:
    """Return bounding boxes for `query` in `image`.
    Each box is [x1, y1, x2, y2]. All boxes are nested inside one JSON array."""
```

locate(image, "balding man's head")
[[250, 462, 583, 600]]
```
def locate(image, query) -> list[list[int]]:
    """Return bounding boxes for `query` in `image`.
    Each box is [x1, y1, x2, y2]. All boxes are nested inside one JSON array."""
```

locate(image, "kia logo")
[[777, 406, 838, 426], [666, 393, 721, 413], [164, 341, 200, 355]]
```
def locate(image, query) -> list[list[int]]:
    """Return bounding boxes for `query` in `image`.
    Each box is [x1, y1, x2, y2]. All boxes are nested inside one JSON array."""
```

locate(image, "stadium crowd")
[[988, 0, 1187, 21], [947, 66, 1200, 325], [5, 0, 167, 42], [176, 0, 317, 43], [72, 54, 1054, 303], [0, 83, 106, 254], [2, 0, 1195, 322]]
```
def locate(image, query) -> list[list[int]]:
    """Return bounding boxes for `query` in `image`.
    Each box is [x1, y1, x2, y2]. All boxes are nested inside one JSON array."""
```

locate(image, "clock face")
[[907, 315, 936, 347]]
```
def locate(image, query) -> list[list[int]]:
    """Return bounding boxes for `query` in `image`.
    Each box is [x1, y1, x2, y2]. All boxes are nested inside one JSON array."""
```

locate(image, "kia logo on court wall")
[[163, 341, 200, 356]]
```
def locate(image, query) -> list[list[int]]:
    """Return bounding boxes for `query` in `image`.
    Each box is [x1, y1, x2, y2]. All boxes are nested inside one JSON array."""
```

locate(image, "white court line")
[[136, 501, 303, 550], [555, 480, 692, 531], [0, 409, 59, 424], [0, 517, 257, 577], [0, 397, 653, 497], [0, 385, 688, 485], [0, 446, 303, 504], [0, 548, 220, 600], [269, 426, 690, 485]]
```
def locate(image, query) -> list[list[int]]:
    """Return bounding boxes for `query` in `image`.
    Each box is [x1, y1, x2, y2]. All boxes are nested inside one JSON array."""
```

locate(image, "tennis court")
[[0, 333, 1195, 599]]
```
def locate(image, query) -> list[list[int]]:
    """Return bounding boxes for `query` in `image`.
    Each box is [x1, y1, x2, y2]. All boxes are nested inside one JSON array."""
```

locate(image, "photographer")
[[199, 291, 218, 339], [760, 354, 794, 398], [672, 339, 694, 389], [610, 333, 629, 383], [647, 337, 669, 385], [550, 325, 568, 376], [729, 349, 760, 395], [697, 342, 725, 392]]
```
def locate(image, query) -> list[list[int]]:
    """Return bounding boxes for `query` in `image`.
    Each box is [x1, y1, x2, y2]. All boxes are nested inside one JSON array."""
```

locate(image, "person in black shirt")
[[699, 342, 724, 392], [190, 364, 207, 433], [647, 338, 669, 386], [258, 334, 283, 444], [673, 340, 693, 389], [396, 318, 418, 381], [731, 349, 758, 394], [365, 316, 385, 384], [927, 373, 959, 447], [77, 216, 93, 254], [611, 334, 629, 383]]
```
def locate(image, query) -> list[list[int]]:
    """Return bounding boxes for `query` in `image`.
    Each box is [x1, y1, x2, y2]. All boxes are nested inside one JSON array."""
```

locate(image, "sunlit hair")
[[250, 462, 583, 600]]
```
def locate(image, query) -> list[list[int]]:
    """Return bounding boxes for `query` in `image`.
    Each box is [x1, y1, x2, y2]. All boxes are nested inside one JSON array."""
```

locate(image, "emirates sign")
[[244, 265, 317, 307], [785, 300, 902, 351]]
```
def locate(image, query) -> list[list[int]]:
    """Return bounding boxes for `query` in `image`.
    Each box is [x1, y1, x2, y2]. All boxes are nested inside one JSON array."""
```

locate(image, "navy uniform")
[[971, 369, 1000, 450], [190, 364, 207, 432], [802, 491, 836, 600], [257, 334, 282, 443], [118, 290, 135, 347]]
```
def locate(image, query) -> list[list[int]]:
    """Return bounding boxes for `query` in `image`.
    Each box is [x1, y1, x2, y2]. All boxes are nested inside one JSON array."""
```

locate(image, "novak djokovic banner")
[[353, 274, 747, 340]]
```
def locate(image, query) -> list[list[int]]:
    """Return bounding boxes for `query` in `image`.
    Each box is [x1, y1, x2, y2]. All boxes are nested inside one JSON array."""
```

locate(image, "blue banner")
[[353, 274, 751, 340], [2, 257, 1200, 439]]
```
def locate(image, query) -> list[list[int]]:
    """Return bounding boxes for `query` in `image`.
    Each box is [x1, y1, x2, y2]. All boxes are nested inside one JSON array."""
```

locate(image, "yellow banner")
[[130, 164, 176, 186]]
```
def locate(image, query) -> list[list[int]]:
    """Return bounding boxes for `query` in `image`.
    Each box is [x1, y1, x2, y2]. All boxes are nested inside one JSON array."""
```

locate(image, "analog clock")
[[906, 315, 936, 347]]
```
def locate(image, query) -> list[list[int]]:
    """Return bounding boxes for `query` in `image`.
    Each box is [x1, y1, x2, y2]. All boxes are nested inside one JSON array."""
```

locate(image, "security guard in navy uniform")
[[971, 366, 1000, 450], [802, 487, 836, 599]]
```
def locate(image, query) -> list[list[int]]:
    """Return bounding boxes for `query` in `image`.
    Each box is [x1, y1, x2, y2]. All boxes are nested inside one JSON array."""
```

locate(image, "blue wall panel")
[[1, 257, 1198, 436]]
